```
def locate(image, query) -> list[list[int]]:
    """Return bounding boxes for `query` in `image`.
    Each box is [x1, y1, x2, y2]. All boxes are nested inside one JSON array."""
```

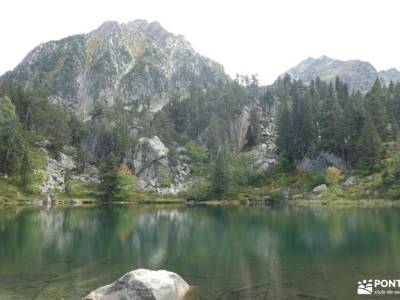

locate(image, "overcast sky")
[[1, 0, 399, 84]]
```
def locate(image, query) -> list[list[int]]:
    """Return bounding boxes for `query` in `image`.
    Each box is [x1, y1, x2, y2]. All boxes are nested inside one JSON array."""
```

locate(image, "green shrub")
[[325, 166, 344, 185], [184, 180, 212, 201], [113, 165, 136, 201], [158, 168, 172, 187], [185, 140, 208, 176]]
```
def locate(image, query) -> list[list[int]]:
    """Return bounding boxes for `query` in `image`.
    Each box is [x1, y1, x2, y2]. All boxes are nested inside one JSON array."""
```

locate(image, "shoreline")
[[2, 197, 400, 208]]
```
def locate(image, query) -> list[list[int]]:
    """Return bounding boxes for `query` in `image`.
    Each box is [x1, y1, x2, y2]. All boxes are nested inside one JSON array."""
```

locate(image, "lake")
[[0, 204, 399, 299]]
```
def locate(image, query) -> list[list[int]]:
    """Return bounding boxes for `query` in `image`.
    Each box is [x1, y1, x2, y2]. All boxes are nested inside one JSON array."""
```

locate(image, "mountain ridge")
[[280, 55, 400, 92], [1, 19, 230, 117]]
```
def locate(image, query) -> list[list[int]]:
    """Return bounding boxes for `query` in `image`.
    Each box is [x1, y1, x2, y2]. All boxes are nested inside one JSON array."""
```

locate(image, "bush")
[[231, 154, 262, 186], [158, 168, 172, 187], [325, 166, 343, 185], [185, 140, 208, 176], [113, 165, 136, 201], [184, 180, 212, 201]]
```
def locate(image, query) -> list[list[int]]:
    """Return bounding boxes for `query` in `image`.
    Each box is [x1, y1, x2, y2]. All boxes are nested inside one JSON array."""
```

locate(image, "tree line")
[[275, 75, 400, 171]]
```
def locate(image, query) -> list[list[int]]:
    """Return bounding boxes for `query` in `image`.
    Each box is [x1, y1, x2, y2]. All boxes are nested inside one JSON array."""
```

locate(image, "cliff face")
[[281, 55, 400, 93], [1, 20, 230, 117]]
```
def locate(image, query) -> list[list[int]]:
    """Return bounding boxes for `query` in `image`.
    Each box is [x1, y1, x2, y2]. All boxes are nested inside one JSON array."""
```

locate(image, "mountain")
[[379, 68, 400, 86], [1, 20, 229, 117], [281, 55, 400, 92]]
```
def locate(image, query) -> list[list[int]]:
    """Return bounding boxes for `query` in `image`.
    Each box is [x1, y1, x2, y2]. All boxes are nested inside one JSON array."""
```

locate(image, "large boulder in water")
[[84, 269, 190, 300]]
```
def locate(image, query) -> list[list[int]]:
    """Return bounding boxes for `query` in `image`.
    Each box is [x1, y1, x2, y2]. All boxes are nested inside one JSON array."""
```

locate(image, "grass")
[[0, 177, 39, 203]]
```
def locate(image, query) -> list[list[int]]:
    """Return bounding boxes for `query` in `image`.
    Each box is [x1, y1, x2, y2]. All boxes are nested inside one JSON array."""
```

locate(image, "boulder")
[[313, 184, 327, 193], [73, 165, 100, 184], [133, 137, 190, 194], [133, 136, 171, 190], [296, 151, 347, 172], [84, 269, 190, 300], [40, 150, 76, 193], [249, 143, 277, 171], [342, 176, 356, 188], [134, 137, 169, 174]]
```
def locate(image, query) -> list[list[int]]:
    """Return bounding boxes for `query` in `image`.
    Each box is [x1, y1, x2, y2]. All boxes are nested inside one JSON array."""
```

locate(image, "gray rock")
[[230, 106, 251, 152], [281, 55, 400, 93], [84, 269, 190, 300], [2, 20, 230, 117], [134, 137, 169, 174], [40, 150, 76, 193], [73, 165, 100, 184], [313, 184, 327, 193], [133, 137, 190, 194], [34, 139, 52, 148], [249, 142, 277, 171], [379, 68, 400, 86], [296, 151, 347, 173], [342, 176, 356, 188]]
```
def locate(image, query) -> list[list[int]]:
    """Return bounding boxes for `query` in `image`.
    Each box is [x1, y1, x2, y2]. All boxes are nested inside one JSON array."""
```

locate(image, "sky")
[[1, 0, 399, 84]]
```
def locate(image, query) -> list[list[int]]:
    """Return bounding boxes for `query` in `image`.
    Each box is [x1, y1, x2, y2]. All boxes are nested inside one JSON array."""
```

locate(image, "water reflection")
[[0, 205, 399, 299]]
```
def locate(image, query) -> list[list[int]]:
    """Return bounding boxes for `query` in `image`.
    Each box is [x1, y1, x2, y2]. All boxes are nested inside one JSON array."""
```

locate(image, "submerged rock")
[[84, 269, 190, 300]]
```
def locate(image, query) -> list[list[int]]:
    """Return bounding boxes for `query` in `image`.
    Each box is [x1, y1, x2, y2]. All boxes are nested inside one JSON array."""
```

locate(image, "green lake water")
[[0, 204, 399, 299]]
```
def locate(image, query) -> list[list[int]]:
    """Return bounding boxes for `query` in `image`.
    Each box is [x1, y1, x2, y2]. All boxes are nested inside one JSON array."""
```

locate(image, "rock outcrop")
[[342, 176, 356, 188], [133, 136, 190, 193], [1, 20, 230, 117], [248, 114, 277, 170], [40, 151, 76, 193], [84, 269, 189, 300], [231, 106, 251, 152], [296, 151, 347, 173], [249, 143, 277, 171], [313, 184, 327, 193], [39, 148, 99, 193], [281, 55, 400, 93]]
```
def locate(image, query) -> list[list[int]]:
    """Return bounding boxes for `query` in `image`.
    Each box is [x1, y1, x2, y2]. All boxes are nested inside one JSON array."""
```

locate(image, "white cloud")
[[1, 0, 399, 84]]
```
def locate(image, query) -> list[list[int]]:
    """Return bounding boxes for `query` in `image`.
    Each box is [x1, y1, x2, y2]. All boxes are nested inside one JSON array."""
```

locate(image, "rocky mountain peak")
[[1, 19, 229, 117], [281, 55, 400, 93]]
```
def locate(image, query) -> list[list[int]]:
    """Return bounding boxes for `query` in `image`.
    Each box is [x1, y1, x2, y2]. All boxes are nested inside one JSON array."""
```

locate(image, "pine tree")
[[342, 93, 366, 166], [248, 108, 261, 147], [261, 90, 274, 113], [64, 169, 72, 196], [76, 145, 86, 173], [365, 79, 390, 141], [0, 96, 23, 175], [211, 145, 231, 198], [291, 93, 316, 159], [319, 85, 345, 156], [276, 101, 292, 162], [207, 116, 226, 159], [356, 116, 383, 170], [99, 154, 119, 199], [335, 76, 349, 106], [20, 150, 33, 191]]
